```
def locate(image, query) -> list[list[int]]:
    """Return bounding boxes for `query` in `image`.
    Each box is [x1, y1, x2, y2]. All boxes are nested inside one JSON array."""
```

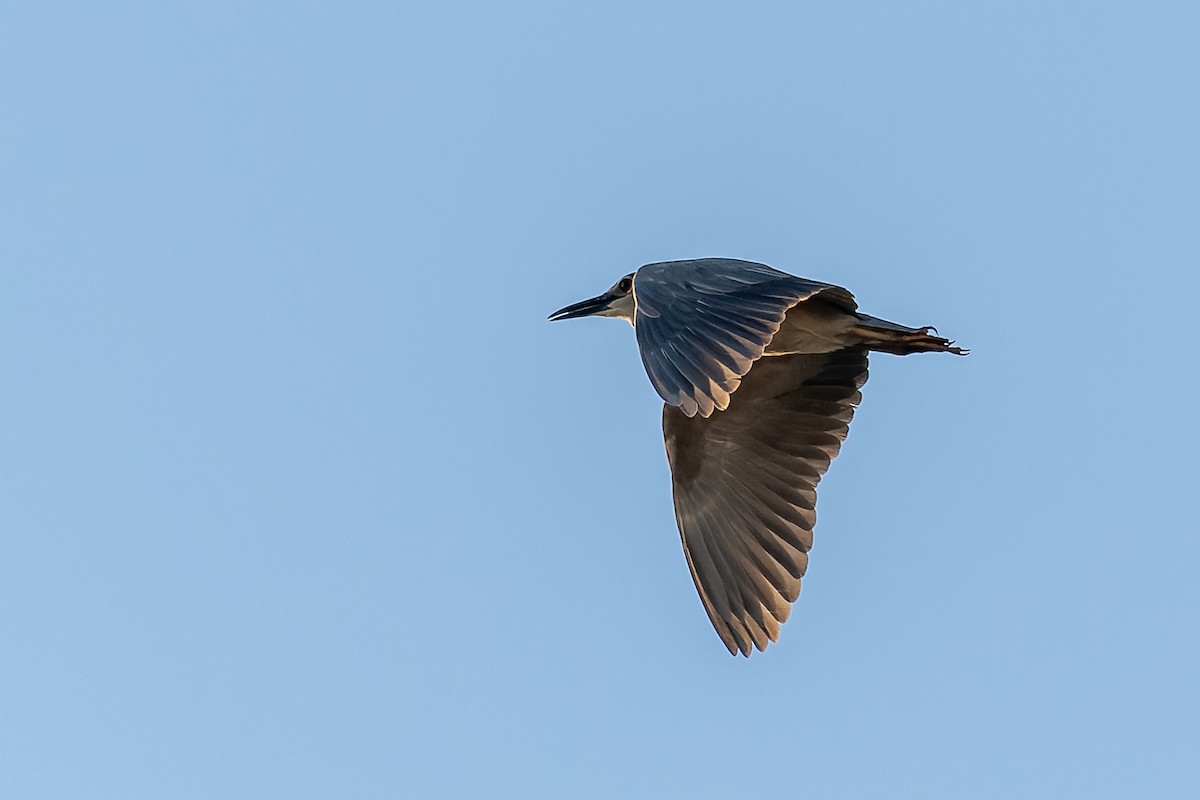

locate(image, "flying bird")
[[549, 258, 965, 655]]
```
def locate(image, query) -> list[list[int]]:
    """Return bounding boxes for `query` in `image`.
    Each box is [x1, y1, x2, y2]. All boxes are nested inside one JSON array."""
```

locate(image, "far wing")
[[662, 348, 868, 656], [634, 259, 856, 418]]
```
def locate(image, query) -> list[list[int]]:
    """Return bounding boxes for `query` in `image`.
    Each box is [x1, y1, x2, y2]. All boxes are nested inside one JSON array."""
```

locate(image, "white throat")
[[598, 291, 637, 326]]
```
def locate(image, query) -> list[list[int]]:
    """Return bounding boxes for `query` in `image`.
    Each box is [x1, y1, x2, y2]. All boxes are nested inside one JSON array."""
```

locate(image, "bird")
[[548, 258, 965, 656]]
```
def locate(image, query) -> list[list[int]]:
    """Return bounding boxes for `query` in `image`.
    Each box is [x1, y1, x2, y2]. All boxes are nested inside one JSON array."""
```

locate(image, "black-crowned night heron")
[[549, 258, 965, 656]]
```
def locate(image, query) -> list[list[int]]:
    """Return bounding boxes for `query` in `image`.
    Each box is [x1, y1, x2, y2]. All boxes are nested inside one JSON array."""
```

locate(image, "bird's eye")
[[618, 277, 632, 293]]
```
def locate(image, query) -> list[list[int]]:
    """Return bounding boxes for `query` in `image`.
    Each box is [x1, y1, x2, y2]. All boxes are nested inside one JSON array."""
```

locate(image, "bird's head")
[[548, 273, 636, 326]]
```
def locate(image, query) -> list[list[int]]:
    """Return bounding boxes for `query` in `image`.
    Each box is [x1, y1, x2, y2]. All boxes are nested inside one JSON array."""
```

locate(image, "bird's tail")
[[852, 314, 968, 356]]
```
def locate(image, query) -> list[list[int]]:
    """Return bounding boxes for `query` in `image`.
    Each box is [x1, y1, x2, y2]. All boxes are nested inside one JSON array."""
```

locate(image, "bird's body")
[[549, 258, 964, 656]]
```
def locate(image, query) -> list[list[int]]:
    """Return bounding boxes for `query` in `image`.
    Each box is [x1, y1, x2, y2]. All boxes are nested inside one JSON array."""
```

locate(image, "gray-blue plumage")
[[633, 259, 857, 417]]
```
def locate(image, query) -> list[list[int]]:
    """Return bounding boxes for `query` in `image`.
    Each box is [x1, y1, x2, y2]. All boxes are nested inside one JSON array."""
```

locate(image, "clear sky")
[[3, 2, 1198, 797]]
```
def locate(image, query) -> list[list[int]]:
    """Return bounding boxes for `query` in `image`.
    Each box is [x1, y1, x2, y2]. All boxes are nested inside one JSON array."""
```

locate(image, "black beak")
[[548, 292, 616, 322]]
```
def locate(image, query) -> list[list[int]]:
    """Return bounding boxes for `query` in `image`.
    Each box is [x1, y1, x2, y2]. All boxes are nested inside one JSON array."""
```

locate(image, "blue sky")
[[3, 2, 1198, 797]]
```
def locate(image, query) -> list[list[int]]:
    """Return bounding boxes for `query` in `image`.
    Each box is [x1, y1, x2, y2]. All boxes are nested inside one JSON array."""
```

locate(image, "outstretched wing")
[[662, 348, 869, 656], [634, 259, 856, 418]]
